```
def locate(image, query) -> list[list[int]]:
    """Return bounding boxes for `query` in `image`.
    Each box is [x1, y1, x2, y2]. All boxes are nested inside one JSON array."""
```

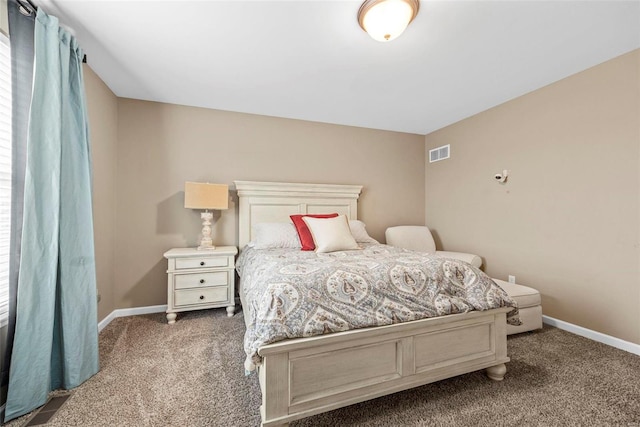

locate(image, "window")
[[0, 31, 11, 328]]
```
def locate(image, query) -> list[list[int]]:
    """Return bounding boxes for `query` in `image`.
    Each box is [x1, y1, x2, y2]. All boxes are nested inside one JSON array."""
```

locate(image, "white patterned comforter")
[[237, 244, 520, 371]]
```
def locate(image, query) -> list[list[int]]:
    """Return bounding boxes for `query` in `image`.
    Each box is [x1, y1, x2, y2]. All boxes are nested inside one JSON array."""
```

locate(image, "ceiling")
[[40, 0, 640, 135]]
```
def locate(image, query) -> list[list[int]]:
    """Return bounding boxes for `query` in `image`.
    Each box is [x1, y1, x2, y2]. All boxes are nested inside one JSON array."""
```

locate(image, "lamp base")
[[198, 211, 216, 251], [197, 244, 216, 251]]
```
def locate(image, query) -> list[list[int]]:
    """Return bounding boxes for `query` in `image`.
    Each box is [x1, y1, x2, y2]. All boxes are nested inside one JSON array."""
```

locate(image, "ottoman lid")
[[492, 279, 541, 309]]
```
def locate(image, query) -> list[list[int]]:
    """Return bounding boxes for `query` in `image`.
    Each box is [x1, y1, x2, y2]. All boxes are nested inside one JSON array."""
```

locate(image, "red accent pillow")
[[290, 213, 339, 250]]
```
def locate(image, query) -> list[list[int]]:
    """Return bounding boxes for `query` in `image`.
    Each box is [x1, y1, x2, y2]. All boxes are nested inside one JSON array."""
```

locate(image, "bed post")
[[486, 310, 509, 381], [260, 353, 290, 427]]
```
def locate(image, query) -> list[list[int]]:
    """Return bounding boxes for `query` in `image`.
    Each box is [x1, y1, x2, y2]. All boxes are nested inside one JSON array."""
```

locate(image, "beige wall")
[[115, 99, 425, 309], [84, 65, 118, 321], [425, 50, 640, 345]]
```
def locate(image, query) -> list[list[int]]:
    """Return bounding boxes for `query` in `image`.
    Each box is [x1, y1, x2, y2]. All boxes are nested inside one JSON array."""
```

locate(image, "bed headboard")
[[234, 181, 362, 248]]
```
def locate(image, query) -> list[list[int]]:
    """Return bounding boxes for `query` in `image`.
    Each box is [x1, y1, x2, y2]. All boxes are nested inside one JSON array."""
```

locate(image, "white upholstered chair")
[[385, 226, 482, 269]]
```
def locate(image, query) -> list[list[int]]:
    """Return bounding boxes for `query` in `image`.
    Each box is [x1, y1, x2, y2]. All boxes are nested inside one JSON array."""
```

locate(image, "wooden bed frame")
[[234, 181, 510, 427]]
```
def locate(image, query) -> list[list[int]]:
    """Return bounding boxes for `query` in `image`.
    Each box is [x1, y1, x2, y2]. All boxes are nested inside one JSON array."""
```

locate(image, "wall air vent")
[[429, 144, 450, 163]]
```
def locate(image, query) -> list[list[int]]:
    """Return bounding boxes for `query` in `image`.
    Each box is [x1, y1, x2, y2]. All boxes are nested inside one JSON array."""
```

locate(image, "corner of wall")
[[83, 64, 118, 323]]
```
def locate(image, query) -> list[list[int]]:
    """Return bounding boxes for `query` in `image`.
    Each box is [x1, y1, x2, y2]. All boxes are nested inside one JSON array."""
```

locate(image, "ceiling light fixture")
[[358, 0, 420, 42]]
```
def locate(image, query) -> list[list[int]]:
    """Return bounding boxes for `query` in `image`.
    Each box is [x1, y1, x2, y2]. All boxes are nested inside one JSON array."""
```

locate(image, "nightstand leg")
[[167, 312, 177, 324], [226, 306, 235, 317]]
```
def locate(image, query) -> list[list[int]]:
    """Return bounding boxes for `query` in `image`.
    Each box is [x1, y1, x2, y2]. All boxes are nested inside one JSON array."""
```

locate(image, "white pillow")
[[349, 220, 379, 244], [302, 215, 359, 253], [250, 223, 301, 249]]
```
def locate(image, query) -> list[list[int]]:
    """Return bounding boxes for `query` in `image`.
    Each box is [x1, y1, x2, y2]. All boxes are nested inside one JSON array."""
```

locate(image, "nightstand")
[[164, 246, 238, 324]]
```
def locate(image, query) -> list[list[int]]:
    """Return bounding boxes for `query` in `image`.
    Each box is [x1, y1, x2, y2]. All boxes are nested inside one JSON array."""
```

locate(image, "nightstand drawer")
[[174, 287, 228, 307], [175, 256, 228, 270], [174, 271, 229, 290]]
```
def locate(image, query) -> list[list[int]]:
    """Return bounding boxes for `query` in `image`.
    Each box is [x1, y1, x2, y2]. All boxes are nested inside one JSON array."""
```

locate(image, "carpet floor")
[[6, 309, 640, 426]]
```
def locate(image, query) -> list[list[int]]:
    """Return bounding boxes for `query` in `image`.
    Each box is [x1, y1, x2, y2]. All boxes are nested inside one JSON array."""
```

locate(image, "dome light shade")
[[358, 0, 420, 42]]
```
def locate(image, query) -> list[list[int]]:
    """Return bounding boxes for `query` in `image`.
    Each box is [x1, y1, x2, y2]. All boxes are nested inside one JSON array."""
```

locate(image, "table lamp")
[[184, 182, 229, 250]]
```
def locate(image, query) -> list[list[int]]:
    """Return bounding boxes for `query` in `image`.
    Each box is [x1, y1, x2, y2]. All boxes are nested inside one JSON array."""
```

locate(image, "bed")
[[234, 180, 515, 427]]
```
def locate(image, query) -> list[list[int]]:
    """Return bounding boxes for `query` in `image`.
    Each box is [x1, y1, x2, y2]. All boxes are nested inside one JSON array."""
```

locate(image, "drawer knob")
[[200, 261, 205, 266], [199, 295, 205, 300], [199, 279, 205, 284]]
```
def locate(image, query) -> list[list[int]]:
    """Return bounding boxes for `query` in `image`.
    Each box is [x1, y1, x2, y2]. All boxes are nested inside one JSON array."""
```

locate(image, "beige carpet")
[[6, 309, 640, 426]]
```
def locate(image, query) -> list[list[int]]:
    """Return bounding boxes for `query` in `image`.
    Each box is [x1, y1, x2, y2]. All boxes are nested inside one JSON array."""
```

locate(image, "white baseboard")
[[98, 311, 116, 332], [98, 305, 167, 332], [543, 315, 640, 356]]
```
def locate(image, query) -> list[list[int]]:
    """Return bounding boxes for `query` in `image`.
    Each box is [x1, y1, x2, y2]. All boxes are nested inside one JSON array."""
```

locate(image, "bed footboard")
[[257, 307, 511, 427]]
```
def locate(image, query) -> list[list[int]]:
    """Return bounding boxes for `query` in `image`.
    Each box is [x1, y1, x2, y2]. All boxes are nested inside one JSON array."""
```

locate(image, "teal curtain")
[[4, 8, 98, 422]]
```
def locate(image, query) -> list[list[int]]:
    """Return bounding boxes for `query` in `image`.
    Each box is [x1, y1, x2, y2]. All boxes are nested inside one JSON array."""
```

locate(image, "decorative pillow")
[[290, 213, 338, 250], [250, 223, 301, 249], [349, 220, 379, 244], [302, 215, 359, 253]]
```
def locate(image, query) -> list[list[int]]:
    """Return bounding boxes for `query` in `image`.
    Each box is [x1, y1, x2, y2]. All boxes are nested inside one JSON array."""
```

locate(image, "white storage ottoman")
[[493, 279, 543, 335]]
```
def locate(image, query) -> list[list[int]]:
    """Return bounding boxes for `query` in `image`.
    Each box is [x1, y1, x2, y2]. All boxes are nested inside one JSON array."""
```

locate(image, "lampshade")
[[358, 0, 419, 42], [184, 182, 229, 210]]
